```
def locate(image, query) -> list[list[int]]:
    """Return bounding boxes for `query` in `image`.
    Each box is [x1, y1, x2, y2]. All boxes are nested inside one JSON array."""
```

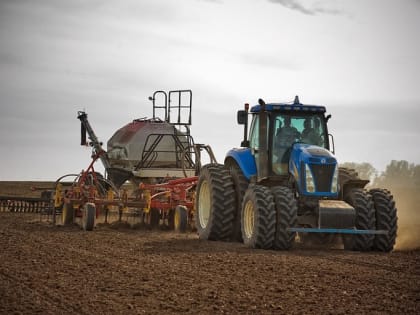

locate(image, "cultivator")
[[53, 152, 199, 230]]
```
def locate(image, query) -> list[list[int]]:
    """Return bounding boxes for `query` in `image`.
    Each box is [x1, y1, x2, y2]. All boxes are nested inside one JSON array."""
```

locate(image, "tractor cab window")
[[249, 115, 270, 150], [249, 115, 259, 150], [272, 113, 327, 175], [249, 114, 270, 175]]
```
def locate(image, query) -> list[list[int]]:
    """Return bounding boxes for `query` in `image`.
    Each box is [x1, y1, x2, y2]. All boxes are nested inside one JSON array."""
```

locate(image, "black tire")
[[62, 202, 74, 225], [270, 186, 297, 250], [150, 208, 160, 228], [82, 203, 96, 231], [241, 185, 276, 249], [195, 164, 235, 241], [225, 160, 249, 242], [343, 188, 375, 251], [174, 205, 188, 233], [167, 208, 175, 230], [369, 189, 397, 252]]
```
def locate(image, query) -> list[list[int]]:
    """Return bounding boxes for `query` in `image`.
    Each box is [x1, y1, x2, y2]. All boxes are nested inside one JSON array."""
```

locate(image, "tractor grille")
[[310, 164, 335, 192]]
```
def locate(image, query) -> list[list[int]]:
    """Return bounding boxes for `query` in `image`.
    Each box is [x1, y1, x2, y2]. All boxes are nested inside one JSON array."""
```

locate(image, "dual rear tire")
[[342, 188, 397, 252], [370, 189, 397, 252], [195, 164, 236, 241]]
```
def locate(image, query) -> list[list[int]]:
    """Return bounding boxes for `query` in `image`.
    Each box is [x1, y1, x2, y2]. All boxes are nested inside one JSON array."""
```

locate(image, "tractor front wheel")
[[241, 185, 276, 249], [270, 186, 297, 250]]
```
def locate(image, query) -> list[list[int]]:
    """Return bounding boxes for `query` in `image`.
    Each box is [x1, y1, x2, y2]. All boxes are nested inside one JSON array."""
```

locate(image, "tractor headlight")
[[331, 165, 339, 193], [305, 164, 315, 193]]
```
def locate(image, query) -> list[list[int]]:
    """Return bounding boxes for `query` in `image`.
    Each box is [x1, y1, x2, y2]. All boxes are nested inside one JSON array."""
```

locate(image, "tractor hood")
[[290, 144, 336, 164], [289, 143, 338, 197]]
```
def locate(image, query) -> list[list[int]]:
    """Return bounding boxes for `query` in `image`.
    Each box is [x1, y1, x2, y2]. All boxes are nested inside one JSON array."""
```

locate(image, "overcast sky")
[[0, 0, 419, 180]]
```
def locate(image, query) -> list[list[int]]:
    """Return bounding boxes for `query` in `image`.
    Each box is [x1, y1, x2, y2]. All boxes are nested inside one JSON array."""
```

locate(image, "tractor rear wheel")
[[195, 164, 235, 241], [343, 188, 375, 251], [241, 185, 276, 249], [369, 189, 397, 252], [82, 203, 96, 231], [174, 205, 188, 233], [270, 186, 297, 250], [62, 202, 74, 225], [225, 160, 249, 242]]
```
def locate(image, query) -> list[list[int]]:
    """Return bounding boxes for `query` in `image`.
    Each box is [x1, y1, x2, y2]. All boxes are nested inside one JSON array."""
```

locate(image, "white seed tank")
[[107, 118, 192, 171]]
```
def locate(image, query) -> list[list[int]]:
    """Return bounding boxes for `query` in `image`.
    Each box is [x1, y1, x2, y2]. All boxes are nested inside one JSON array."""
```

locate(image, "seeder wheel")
[[174, 205, 188, 233], [82, 203, 96, 231], [62, 203, 74, 225]]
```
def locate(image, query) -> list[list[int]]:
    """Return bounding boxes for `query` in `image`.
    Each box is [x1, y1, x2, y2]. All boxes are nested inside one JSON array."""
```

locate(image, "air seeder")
[[54, 90, 215, 231], [195, 97, 397, 251]]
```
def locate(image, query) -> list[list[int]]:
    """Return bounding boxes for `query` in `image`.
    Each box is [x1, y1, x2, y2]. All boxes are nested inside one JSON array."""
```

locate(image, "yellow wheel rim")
[[198, 180, 210, 228], [243, 200, 255, 239], [174, 209, 180, 229]]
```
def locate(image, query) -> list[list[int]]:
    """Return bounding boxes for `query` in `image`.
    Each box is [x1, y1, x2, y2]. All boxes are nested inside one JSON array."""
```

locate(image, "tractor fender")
[[341, 179, 369, 200], [225, 148, 257, 180]]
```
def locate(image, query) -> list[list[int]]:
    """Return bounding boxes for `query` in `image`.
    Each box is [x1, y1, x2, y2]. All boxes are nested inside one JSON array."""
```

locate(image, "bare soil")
[[0, 182, 419, 314]]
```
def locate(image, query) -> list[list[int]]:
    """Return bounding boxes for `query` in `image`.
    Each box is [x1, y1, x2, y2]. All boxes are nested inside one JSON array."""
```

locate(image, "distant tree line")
[[340, 160, 420, 189]]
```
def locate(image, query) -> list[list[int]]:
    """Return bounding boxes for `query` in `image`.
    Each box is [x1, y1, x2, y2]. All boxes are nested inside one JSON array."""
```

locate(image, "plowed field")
[[1, 181, 419, 314], [0, 211, 419, 315]]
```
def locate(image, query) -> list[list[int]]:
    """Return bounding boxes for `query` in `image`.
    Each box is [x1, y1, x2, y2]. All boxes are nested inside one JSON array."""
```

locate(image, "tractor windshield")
[[272, 113, 327, 175]]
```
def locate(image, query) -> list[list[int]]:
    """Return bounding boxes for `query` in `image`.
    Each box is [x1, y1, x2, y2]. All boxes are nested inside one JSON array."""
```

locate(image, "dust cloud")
[[387, 186, 420, 251]]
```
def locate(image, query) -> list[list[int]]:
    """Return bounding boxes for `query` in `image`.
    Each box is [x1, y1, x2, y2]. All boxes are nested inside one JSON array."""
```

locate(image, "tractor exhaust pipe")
[[258, 98, 269, 181]]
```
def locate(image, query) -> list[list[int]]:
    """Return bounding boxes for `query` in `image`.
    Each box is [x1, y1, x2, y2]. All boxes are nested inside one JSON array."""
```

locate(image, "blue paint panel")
[[225, 148, 257, 180]]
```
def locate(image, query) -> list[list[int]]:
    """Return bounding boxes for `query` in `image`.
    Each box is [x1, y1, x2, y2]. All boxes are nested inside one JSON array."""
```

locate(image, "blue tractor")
[[195, 97, 397, 251]]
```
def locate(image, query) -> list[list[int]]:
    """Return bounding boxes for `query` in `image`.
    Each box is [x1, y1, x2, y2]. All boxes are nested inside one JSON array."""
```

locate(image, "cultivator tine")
[[0, 196, 54, 214]]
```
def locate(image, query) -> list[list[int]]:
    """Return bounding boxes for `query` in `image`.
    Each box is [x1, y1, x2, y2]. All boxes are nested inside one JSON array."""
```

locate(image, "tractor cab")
[[233, 96, 338, 198], [248, 103, 329, 174]]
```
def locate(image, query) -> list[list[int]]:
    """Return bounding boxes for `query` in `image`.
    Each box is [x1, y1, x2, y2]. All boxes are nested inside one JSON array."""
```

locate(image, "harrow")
[[51, 152, 198, 231]]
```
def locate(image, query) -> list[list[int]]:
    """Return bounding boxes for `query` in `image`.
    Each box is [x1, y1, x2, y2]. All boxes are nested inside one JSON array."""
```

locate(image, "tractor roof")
[[249, 96, 326, 114], [250, 103, 326, 114]]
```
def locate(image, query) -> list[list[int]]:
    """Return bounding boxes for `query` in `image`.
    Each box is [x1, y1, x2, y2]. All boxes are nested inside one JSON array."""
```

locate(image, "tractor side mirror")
[[237, 110, 248, 125]]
